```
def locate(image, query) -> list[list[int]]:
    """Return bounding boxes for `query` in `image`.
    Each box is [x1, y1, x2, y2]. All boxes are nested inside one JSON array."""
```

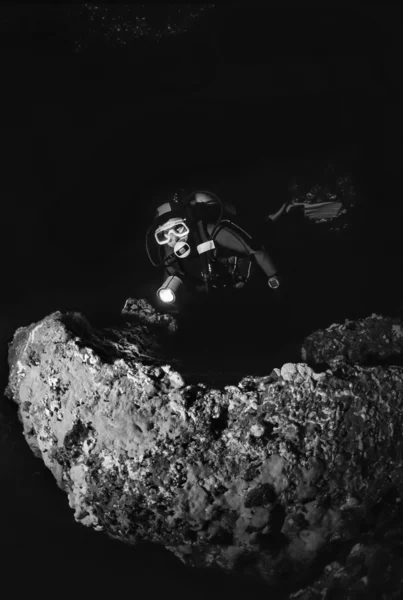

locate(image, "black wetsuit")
[[163, 218, 278, 295]]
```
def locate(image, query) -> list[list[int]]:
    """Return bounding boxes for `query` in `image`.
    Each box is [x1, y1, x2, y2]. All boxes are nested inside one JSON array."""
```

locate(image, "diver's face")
[[167, 231, 189, 248]]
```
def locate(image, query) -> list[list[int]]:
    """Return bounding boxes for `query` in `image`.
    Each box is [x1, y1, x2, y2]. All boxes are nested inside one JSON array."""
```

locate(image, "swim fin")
[[267, 200, 342, 223], [299, 201, 343, 221]]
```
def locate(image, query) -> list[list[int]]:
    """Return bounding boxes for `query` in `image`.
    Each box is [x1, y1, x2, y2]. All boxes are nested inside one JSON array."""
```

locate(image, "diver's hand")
[[165, 304, 180, 315]]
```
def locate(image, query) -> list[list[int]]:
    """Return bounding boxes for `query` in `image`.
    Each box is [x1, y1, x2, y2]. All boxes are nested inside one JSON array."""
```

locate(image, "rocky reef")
[[5, 302, 403, 598], [302, 313, 403, 368]]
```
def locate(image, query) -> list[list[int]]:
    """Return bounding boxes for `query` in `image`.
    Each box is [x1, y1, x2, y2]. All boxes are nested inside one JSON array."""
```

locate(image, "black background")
[[0, 4, 401, 597]]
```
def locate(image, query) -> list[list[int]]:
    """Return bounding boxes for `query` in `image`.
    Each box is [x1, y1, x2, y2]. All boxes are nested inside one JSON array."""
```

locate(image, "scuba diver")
[[145, 189, 282, 313]]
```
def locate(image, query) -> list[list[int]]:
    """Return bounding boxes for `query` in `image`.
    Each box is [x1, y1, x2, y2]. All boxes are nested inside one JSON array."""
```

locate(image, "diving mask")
[[155, 219, 190, 245]]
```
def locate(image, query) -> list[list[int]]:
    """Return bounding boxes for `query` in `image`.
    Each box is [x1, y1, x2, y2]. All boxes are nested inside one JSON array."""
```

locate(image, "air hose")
[[145, 224, 164, 267]]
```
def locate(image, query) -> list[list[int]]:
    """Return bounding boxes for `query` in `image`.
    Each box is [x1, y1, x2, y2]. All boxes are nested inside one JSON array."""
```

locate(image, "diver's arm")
[[163, 263, 177, 279], [250, 248, 278, 279], [209, 224, 278, 279]]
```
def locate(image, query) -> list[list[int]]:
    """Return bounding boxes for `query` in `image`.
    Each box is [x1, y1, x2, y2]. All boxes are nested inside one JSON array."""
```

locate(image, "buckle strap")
[[197, 240, 215, 254]]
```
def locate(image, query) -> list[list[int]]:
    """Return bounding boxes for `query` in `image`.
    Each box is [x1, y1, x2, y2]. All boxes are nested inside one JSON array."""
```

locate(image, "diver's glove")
[[268, 275, 281, 290], [165, 303, 181, 315]]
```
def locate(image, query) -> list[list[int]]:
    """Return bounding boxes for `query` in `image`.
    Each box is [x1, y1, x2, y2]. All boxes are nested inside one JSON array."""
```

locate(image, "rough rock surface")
[[302, 314, 403, 367], [5, 306, 403, 597], [121, 298, 178, 334]]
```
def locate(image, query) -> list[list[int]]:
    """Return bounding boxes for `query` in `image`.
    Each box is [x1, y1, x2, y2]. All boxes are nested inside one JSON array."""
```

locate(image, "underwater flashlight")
[[157, 275, 183, 304], [159, 288, 175, 303]]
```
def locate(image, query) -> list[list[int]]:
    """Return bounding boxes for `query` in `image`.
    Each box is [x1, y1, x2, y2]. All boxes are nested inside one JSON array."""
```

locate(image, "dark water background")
[[0, 4, 401, 597]]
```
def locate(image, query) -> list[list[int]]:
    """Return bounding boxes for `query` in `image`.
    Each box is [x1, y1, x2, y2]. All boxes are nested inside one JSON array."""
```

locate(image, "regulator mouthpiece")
[[174, 240, 191, 258], [157, 275, 183, 304]]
